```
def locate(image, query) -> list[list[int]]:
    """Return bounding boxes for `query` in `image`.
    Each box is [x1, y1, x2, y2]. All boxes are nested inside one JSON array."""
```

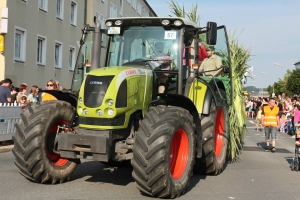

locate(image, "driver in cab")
[[150, 42, 172, 93], [198, 46, 222, 77]]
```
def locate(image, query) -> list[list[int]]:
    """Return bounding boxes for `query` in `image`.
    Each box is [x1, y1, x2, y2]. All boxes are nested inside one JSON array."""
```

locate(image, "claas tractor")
[[12, 17, 233, 198]]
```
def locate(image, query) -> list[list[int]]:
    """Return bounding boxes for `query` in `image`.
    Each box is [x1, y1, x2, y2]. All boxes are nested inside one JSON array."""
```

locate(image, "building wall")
[[3, 0, 84, 89], [0, 0, 156, 89], [0, 0, 7, 81], [83, 0, 157, 66]]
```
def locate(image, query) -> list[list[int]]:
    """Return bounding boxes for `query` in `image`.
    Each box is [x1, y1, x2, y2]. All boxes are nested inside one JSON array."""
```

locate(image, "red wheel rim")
[[46, 120, 68, 167], [214, 108, 225, 157], [169, 128, 189, 180]]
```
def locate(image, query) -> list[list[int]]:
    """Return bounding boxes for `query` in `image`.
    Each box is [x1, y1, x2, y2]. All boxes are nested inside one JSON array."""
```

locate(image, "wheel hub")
[[46, 120, 69, 167], [169, 128, 189, 180], [214, 108, 225, 157]]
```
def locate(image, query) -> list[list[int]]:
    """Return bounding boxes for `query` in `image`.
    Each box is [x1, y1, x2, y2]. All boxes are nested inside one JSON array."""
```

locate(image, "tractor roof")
[[105, 17, 199, 29]]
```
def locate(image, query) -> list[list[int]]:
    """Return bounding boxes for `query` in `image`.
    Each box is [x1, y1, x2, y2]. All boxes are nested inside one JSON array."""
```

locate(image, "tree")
[[168, 1, 249, 160], [266, 69, 294, 97], [286, 69, 300, 95]]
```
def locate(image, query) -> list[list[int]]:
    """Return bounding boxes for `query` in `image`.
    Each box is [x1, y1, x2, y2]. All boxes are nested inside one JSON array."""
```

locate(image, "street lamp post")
[[261, 71, 275, 97]]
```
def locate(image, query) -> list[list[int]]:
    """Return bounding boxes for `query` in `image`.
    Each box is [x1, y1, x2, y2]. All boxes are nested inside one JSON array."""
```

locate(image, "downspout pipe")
[[84, 0, 87, 25], [91, 17, 102, 70]]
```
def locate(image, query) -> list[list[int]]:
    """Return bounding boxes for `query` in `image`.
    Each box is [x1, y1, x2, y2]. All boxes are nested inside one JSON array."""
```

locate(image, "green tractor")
[[12, 17, 232, 198]]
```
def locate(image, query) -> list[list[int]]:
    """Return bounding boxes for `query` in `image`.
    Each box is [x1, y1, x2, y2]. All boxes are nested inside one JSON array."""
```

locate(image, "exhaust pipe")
[[91, 16, 102, 70]]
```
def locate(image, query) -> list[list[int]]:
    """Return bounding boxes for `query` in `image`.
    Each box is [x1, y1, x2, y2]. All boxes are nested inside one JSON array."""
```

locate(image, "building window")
[[132, 0, 136, 10], [69, 46, 76, 71], [54, 41, 62, 69], [70, 1, 77, 26], [56, 0, 64, 20], [14, 27, 26, 62], [37, 35, 47, 65], [120, 0, 123, 16], [110, 2, 117, 18], [95, 12, 106, 43], [38, 0, 48, 12], [137, 0, 141, 15], [145, 9, 149, 17]]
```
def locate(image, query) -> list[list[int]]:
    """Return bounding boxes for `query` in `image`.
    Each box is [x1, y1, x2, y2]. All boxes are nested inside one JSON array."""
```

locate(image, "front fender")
[[39, 90, 78, 108]]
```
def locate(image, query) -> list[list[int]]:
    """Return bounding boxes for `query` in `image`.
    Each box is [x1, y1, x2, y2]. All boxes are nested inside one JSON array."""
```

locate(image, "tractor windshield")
[[107, 26, 180, 70]]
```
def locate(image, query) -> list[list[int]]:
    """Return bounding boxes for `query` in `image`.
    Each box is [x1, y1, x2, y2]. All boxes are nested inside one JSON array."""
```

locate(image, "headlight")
[[115, 20, 122, 26], [78, 107, 83, 114], [79, 97, 82, 104], [174, 20, 183, 26], [96, 109, 103, 116], [107, 99, 114, 106], [83, 109, 88, 115], [107, 108, 114, 116], [106, 21, 113, 27], [162, 19, 170, 25]]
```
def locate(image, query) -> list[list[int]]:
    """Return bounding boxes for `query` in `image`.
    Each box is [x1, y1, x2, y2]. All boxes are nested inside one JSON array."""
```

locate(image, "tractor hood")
[[77, 66, 153, 129]]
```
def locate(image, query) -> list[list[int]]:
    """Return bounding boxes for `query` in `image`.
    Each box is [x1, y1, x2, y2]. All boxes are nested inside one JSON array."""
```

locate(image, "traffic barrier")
[[0, 103, 22, 142]]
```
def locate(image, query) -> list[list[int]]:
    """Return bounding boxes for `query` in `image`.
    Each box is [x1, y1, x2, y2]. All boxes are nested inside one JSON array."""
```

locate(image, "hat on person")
[[206, 46, 215, 51]]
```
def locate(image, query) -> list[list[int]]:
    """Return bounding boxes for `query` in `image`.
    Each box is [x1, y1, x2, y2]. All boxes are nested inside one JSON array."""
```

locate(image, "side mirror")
[[206, 22, 217, 45]]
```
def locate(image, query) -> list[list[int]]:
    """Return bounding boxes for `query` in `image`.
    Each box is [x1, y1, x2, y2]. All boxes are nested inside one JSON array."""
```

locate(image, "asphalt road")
[[0, 118, 299, 200]]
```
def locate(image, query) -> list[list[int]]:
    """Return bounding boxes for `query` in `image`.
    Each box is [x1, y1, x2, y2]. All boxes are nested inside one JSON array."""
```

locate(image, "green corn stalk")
[[168, 1, 250, 160]]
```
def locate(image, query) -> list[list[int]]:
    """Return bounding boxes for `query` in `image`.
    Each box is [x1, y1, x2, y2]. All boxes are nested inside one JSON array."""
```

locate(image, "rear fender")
[[202, 79, 226, 115]]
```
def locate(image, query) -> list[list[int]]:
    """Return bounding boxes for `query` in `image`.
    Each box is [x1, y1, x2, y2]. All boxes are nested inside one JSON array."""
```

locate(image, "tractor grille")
[[79, 114, 125, 126], [84, 75, 114, 108]]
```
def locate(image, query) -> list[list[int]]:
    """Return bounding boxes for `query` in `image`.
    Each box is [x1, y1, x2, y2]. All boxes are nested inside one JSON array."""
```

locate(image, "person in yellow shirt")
[[261, 98, 280, 152], [42, 80, 58, 102]]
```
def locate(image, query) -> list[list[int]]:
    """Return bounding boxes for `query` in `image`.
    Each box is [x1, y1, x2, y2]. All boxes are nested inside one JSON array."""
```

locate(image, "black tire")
[[131, 105, 196, 198], [12, 101, 78, 184], [194, 90, 229, 175]]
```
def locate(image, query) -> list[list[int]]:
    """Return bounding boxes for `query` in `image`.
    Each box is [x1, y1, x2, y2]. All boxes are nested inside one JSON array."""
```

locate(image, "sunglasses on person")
[[47, 84, 54, 87]]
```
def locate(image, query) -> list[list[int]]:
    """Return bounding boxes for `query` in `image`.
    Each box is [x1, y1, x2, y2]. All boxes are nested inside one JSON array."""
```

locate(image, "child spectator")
[[27, 85, 39, 103], [19, 95, 28, 111], [256, 106, 263, 132], [286, 111, 294, 134], [280, 114, 286, 133]]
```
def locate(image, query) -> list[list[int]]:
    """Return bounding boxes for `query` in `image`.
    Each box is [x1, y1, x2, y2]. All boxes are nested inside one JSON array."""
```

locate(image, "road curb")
[[0, 145, 14, 153]]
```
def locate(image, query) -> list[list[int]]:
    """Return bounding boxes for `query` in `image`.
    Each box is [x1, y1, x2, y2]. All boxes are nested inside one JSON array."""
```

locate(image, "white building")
[[294, 61, 300, 70]]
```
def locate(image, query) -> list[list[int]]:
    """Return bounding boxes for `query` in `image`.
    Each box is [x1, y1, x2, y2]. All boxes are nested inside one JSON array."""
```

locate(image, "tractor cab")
[[72, 17, 232, 104]]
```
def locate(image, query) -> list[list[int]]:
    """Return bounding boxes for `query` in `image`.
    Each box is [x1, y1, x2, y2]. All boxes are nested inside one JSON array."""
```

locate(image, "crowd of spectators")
[[245, 93, 300, 135], [0, 77, 71, 146]]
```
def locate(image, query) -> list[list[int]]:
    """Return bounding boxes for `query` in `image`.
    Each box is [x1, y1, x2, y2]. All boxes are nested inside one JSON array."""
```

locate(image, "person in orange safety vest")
[[261, 98, 280, 152]]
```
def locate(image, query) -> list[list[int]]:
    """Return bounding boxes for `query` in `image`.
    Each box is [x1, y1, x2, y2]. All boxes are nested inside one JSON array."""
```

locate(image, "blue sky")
[[147, 0, 300, 88]]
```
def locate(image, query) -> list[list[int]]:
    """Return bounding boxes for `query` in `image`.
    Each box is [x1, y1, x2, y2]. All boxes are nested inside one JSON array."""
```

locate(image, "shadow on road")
[[70, 161, 134, 186], [185, 173, 206, 193]]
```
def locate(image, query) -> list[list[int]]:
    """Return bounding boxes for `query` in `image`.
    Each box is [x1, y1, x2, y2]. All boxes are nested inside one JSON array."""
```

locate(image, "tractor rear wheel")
[[12, 101, 78, 184], [132, 105, 196, 198], [194, 93, 229, 175]]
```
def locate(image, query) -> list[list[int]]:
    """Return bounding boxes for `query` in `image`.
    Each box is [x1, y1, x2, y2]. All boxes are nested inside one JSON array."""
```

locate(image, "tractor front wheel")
[[132, 105, 196, 198], [12, 101, 78, 184]]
